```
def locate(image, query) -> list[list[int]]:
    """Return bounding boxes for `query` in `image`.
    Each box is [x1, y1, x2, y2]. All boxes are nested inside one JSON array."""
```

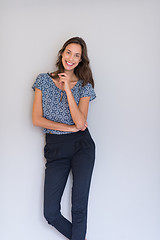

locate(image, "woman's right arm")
[[32, 88, 79, 132]]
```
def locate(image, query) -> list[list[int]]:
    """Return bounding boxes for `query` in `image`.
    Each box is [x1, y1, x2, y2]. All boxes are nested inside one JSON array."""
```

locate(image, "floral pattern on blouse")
[[32, 73, 96, 134]]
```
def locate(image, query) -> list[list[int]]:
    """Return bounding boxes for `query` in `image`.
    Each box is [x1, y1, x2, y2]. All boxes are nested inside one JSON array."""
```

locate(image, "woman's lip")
[[66, 60, 74, 66]]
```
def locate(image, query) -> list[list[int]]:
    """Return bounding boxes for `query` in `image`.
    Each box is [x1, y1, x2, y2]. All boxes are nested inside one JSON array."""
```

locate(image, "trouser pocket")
[[44, 143, 58, 161]]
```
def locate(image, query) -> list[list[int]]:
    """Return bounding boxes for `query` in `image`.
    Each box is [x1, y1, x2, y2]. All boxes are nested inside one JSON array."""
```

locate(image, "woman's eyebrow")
[[66, 49, 81, 55]]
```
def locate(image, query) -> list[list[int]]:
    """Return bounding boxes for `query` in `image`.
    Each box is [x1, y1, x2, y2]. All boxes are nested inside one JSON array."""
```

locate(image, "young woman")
[[32, 37, 96, 240]]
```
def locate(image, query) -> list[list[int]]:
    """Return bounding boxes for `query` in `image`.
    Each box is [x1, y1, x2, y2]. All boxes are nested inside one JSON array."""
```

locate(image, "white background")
[[1, 1, 160, 240]]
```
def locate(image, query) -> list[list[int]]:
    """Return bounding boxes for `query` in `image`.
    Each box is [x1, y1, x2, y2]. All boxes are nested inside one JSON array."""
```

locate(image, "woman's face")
[[61, 43, 82, 71]]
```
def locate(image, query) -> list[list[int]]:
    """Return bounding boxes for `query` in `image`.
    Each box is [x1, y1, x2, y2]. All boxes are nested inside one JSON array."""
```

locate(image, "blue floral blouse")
[[32, 73, 96, 134]]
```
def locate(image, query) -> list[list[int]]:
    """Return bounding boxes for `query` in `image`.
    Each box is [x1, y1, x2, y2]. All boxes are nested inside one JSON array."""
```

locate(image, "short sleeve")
[[80, 83, 96, 102], [32, 74, 43, 91]]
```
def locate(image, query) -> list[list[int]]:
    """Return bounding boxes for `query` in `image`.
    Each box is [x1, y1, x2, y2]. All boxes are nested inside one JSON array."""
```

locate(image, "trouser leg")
[[71, 136, 95, 240], [44, 157, 72, 239]]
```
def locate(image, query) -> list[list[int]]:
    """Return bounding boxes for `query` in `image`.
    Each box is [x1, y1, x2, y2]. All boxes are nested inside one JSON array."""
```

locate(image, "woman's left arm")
[[58, 73, 90, 129], [66, 90, 90, 129]]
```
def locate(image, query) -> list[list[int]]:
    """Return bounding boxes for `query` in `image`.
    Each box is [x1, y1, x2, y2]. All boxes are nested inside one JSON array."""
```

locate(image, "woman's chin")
[[63, 66, 75, 72]]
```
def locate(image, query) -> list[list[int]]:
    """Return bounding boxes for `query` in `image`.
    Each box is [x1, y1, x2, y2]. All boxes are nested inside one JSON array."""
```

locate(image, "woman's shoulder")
[[37, 72, 54, 84], [79, 80, 93, 88], [33, 73, 51, 89], [37, 72, 49, 79], [78, 81, 96, 101]]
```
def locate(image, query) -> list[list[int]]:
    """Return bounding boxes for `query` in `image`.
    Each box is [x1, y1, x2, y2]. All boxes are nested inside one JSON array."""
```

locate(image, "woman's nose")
[[68, 55, 74, 62]]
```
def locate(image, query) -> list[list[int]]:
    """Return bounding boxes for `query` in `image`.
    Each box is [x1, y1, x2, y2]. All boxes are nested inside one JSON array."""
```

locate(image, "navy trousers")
[[43, 128, 95, 240]]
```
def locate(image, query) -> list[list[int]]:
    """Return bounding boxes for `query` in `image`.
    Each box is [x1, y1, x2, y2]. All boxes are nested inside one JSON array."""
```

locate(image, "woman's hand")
[[71, 121, 88, 132], [80, 121, 88, 131], [58, 73, 70, 92]]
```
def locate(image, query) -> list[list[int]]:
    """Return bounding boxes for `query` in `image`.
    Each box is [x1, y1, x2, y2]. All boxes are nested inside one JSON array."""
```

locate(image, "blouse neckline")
[[47, 73, 80, 92]]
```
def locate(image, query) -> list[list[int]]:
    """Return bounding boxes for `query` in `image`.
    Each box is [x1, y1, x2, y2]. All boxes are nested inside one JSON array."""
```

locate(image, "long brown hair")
[[47, 37, 95, 88]]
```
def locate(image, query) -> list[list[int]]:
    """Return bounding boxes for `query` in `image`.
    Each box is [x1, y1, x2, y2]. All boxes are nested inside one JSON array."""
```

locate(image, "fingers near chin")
[[58, 73, 67, 77]]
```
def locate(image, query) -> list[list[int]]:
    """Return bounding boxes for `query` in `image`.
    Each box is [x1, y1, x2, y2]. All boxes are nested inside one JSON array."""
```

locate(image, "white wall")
[[1, 1, 160, 240]]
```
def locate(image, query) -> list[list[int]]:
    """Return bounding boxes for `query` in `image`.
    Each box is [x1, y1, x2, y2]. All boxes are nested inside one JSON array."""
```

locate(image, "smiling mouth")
[[66, 61, 74, 66]]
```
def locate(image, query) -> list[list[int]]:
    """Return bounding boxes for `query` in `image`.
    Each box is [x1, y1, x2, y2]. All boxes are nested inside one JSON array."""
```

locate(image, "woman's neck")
[[64, 70, 77, 82]]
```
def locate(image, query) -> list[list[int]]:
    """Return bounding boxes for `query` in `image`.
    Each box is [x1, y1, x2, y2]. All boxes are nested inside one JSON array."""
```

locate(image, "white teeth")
[[66, 61, 73, 66]]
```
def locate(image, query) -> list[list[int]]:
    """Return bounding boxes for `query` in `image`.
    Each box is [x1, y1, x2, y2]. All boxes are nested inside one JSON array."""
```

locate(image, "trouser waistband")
[[45, 128, 90, 143]]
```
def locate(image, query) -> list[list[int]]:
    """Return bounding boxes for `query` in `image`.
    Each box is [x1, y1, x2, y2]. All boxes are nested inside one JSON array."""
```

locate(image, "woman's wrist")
[[71, 124, 80, 132]]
